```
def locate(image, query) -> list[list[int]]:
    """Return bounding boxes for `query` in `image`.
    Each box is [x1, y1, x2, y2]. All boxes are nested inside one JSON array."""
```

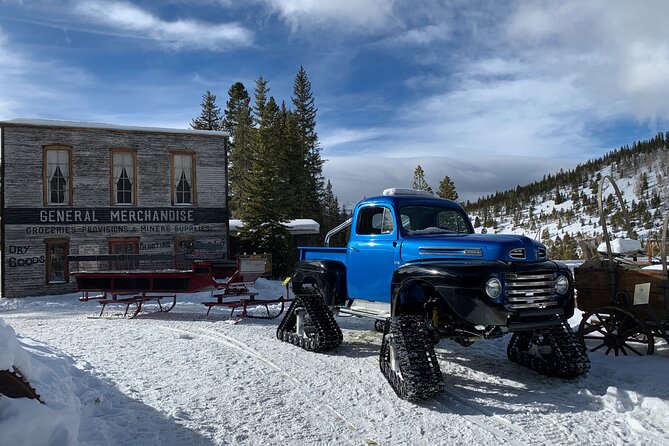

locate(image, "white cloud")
[[380, 23, 451, 46], [502, 0, 669, 122], [0, 28, 92, 119], [261, 0, 398, 32], [320, 127, 382, 149], [73, 0, 253, 50], [323, 154, 575, 209]]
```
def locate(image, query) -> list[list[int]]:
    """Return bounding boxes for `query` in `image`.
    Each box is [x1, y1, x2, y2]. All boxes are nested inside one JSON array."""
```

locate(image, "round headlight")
[[485, 277, 502, 299], [555, 275, 569, 295]]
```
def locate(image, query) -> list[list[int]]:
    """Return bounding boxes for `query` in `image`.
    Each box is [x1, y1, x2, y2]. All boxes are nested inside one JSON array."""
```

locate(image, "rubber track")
[[379, 315, 444, 400], [276, 290, 342, 352], [0, 367, 43, 403], [507, 322, 590, 378]]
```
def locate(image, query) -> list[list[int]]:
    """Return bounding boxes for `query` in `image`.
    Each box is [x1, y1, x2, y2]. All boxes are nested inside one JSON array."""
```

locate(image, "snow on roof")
[[229, 219, 320, 235], [597, 238, 643, 256], [0, 118, 229, 137]]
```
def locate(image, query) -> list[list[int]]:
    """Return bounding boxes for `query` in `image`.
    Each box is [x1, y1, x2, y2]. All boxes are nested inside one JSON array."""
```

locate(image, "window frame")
[[174, 235, 195, 268], [42, 145, 73, 206], [109, 148, 138, 206], [108, 237, 140, 270], [169, 150, 197, 205], [355, 205, 395, 236], [45, 238, 69, 284]]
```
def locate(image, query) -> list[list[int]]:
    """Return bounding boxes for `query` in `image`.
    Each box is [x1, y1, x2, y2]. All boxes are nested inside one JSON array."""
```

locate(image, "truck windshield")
[[399, 205, 473, 235]]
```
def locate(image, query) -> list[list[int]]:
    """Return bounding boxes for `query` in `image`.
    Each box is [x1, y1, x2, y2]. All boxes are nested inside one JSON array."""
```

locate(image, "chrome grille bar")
[[504, 271, 558, 310], [506, 281, 555, 288]]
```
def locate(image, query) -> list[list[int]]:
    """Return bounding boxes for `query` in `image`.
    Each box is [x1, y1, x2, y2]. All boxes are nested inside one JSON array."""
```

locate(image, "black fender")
[[391, 261, 574, 326], [291, 260, 347, 307]]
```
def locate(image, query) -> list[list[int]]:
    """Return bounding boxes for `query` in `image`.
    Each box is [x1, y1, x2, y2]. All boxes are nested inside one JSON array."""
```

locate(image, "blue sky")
[[1, 1, 667, 209]]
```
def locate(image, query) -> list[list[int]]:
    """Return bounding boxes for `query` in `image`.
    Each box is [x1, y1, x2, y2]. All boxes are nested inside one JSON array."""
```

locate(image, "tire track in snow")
[[155, 324, 378, 446], [358, 349, 553, 446]]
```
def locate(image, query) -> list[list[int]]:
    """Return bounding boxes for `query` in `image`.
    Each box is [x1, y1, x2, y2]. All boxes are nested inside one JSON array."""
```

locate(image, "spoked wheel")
[[578, 306, 654, 356]]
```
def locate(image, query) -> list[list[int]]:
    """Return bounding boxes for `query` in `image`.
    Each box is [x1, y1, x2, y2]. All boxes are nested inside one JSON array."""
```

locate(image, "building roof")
[[229, 219, 320, 235], [0, 118, 229, 138]]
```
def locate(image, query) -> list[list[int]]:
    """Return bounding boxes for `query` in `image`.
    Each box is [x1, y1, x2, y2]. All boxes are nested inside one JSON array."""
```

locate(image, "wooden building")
[[0, 119, 229, 298]]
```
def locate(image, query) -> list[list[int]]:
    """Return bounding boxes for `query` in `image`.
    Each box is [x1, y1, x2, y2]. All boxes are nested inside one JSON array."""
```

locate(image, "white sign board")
[[633, 282, 651, 306]]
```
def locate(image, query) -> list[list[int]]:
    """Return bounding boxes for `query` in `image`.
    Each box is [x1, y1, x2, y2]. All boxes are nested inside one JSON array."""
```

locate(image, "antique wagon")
[[575, 175, 669, 356]]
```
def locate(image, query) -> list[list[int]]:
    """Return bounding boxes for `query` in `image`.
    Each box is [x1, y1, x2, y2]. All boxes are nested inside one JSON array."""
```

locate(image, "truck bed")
[[299, 246, 347, 263]]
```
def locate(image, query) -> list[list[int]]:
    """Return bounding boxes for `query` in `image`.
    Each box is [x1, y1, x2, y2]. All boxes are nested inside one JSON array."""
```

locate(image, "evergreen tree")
[[225, 83, 254, 217], [437, 175, 458, 200], [292, 66, 324, 222], [322, 180, 341, 234], [279, 103, 306, 217], [541, 228, 551, 243], [412, 165, 433, 194], [238, 78, 291, 275], [222, 82, 251, 137], [191, 90, 222, 131]]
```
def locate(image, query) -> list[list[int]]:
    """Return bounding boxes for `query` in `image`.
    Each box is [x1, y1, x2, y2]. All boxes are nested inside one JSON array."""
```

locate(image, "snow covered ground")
[[2, 280, 669, 446]]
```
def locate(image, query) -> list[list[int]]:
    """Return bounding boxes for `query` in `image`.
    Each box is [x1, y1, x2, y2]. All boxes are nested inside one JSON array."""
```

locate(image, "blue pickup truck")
[[277, 189, 590, 400]]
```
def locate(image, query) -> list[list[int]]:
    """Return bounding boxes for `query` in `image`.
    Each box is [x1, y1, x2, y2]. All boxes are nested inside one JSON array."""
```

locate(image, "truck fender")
[[390, 276, 434, 317], [291, 260, 347, 307], [391, 265, 511, 325]]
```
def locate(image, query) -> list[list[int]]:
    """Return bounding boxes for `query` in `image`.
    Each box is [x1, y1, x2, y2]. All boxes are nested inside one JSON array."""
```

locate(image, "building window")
[[108, 237, 140, 270], [111, 149, 137, 205], [43, 146, 72, 205], [46, 239, 69, 283], [170, 152, 196, 205], [174, 236, 194, 269]]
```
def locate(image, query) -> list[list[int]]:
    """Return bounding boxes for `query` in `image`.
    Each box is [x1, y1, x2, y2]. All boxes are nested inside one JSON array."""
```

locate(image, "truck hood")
[[400, 233, 547, 263]]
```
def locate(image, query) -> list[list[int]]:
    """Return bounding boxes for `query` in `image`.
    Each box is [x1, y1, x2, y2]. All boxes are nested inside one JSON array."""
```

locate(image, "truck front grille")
[[504, 272, 558, 310]]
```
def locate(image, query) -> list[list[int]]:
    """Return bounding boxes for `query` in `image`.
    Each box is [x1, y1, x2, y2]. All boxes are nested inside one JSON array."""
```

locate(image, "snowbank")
[[0, 319, 81, 446]]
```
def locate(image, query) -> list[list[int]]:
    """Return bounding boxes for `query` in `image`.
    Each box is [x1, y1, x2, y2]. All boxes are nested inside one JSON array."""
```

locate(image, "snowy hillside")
[[468, 138, 669, 258], [1, 281, 669, 445]]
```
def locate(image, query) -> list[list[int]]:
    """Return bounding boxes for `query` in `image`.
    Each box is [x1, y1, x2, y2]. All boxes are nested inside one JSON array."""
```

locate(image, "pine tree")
[[322, 180, 341, 234], [437, 175, 458, 200], [238, 78, 292, 275], [279, 103, 304, 217], [222, 82, 251, 137], [412, 165, 433, 194], [292, 66, 324, 222], [227, 85, 255, 217], [191, 90, 222, 131]]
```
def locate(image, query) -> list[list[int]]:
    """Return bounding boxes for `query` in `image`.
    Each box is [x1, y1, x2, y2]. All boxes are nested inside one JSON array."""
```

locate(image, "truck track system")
[[0, 367, 43, 403], [507, 322, 590, 378], [276, 289, 343, 352], [379, 315, 444, 400]]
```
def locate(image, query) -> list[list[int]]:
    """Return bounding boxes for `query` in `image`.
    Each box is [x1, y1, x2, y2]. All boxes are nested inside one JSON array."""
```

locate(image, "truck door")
[[347, 205, 398, 303]]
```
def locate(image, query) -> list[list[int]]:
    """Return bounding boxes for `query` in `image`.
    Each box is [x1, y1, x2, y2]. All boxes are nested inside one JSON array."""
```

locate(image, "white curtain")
[[113, 152, 133, 184], [46, 149, 69, 203], [173, 154, 192, 188]]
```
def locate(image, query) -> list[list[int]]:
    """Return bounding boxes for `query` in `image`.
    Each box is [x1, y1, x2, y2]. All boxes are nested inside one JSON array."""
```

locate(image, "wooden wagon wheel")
[[578, 306, 654, 356]]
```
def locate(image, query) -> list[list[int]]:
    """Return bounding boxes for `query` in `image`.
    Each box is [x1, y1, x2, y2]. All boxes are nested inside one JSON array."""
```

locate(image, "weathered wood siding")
[[1, 124, 228, 298]]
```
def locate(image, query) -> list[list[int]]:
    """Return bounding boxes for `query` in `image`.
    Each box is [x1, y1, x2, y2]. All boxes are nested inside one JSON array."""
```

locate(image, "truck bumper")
[[435, 285, 574, 330]]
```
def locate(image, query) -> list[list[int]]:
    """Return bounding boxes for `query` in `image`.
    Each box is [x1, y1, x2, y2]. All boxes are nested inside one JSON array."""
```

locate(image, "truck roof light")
[[382, 188, 434, 197]]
